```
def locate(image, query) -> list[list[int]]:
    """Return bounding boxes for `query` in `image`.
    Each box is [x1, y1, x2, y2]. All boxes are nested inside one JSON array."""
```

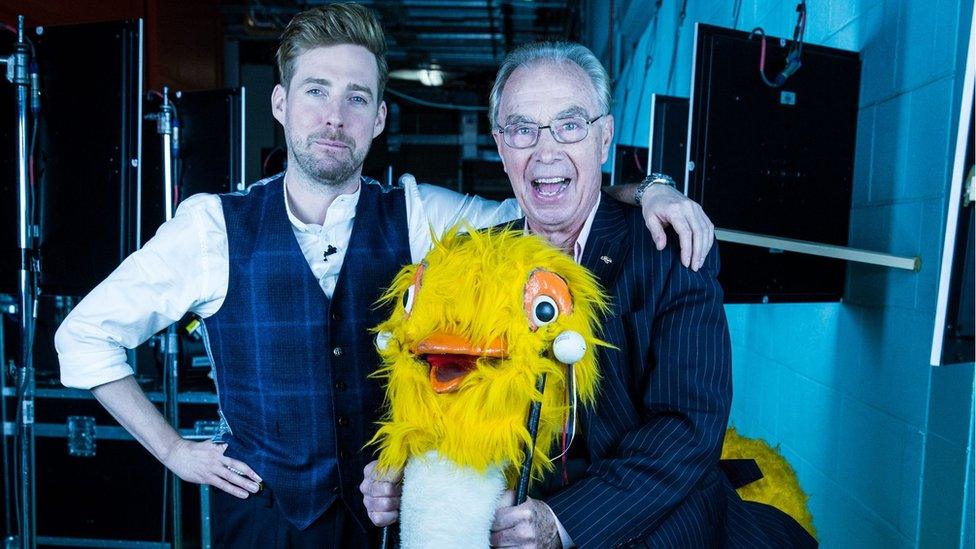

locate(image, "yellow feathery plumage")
[[721, 427, 818, 539], [368, 227, 609, 484]]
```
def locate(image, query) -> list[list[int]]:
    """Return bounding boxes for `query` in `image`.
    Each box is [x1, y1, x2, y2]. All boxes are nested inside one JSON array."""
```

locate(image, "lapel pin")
[[600, 256, 612, 264]]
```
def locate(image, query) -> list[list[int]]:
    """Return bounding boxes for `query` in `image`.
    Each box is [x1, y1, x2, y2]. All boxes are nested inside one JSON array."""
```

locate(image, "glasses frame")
[[495, 113, 607, 149]]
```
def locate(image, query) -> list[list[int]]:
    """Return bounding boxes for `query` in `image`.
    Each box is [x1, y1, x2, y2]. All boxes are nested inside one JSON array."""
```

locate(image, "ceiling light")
[[419, 69, 444, 87]]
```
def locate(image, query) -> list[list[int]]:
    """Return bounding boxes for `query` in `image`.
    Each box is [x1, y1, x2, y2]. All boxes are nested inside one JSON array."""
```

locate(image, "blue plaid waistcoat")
[[203, 173, 410, 530]]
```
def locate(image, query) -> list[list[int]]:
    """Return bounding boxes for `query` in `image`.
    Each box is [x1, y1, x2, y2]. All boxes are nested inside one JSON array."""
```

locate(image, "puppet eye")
[[403, 263, 426, 316], [532, 295, 558, 326], [402, 286, 416, 314], [523, 269, 573, 330]]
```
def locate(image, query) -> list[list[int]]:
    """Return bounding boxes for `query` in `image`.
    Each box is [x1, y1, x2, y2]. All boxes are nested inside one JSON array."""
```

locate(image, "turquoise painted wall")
[[607, 1, 974, 546]]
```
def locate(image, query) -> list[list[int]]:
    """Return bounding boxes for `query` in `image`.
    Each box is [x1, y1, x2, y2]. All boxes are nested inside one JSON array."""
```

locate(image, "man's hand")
[[360, 460, 403, 527], [490, 491, 560, 548], [162, 439, 262, 499], [640, 183, 715, 271]]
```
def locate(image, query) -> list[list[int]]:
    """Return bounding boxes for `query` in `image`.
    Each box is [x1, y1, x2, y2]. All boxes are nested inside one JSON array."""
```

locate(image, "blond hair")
[[276, 3, 388, 98]]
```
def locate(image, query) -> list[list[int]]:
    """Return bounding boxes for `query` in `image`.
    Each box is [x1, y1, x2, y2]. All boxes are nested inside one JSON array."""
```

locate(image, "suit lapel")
[[579, 194, 630, 309]]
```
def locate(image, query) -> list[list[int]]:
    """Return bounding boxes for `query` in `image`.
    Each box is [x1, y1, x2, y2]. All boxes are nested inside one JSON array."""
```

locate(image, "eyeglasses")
[[495, 113, 607, 149]]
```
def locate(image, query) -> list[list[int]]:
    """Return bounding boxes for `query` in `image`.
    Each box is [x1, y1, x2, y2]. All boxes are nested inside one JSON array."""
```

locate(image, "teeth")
[[538, 184, 568, 197], [532, 177, 569, 197]]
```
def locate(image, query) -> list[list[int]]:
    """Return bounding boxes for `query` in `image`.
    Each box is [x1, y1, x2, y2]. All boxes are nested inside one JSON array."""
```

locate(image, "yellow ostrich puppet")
[[369, 227, 609, 548]]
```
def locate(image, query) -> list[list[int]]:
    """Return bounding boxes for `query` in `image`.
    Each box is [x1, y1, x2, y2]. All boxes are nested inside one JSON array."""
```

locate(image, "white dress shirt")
[[55, 175, 520, 390]]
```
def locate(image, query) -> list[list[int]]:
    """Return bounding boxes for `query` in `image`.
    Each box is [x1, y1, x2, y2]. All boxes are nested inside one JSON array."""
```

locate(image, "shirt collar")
[[283, 175, 362, 233], [573, 194, 601, 263], [523, 193, 601, 263]]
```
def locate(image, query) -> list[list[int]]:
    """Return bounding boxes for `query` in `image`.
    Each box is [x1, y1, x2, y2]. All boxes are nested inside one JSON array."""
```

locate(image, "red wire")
[[561, 407, 569, 486], [759, 34, 767, 74], [632, 150, 644, 174], [560, 387, 570, 486]]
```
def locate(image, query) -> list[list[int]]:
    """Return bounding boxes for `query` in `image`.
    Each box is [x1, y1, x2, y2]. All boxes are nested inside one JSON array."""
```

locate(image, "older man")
[[487, 42, 819, 549], [483, 39, 734, 548], [364, 41, 816, 548]]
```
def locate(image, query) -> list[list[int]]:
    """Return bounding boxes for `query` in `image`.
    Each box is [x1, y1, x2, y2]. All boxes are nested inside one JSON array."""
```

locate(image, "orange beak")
[[411, 332, 508, 393]]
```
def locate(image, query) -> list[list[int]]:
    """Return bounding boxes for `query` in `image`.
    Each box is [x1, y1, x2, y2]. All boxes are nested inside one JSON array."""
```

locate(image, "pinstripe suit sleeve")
[[545, 225, 732, 548]]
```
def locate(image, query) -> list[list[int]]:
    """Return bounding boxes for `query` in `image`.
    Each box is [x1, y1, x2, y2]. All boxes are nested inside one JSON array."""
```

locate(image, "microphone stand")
[[146, 86, 182, 549], [1, 15, 38, 549]]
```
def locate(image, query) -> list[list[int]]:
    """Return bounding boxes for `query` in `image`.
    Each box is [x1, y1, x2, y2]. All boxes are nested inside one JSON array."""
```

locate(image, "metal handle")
[[716, 228, 921, 271], [515, 374, 547, 505]]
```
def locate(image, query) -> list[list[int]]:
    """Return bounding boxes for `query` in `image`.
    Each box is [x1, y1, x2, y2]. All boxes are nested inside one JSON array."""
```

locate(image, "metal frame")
[[35, 538, 170, 548], [647, 93, 658, 178], [0, 380, 217, 549], [238, 87, 246, 191], [930, 7, 975, 366], [135, 19, 145, 249]]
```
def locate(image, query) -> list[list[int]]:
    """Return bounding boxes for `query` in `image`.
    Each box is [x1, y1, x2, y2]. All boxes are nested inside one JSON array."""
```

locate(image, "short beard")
[[290, 130, 370, 187]]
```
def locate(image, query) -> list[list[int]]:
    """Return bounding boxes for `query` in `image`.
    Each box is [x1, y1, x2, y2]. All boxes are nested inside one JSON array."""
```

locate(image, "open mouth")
[[412, 332, 507, 393], [424, 353, 480, 392], [532, 177, 570, 197]]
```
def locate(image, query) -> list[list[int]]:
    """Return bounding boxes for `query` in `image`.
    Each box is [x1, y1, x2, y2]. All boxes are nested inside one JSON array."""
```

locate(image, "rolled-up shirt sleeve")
[[56, 194, 229, 389]]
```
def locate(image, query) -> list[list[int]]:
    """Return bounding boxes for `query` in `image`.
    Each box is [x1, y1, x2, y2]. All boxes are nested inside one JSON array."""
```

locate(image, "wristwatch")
[[634, 173, 677, 205]]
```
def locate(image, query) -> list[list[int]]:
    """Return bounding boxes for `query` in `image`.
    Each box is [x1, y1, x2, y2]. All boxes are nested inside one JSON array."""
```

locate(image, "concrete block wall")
[[608, 1, 974, 546]]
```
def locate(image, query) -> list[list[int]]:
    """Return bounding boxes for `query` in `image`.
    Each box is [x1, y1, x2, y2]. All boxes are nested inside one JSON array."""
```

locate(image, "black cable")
[[161, 468, 168, 542], [9, 299, 39, 543], [794, 0, 807, 55], [629, 0, 663, 144], [665, 0, 689, 94], [749, 1, 806, 89], [28, 116, 38, 281], [1, 363, 11, 538], [12, 371, 23, 540], [732, 0, 744, 29]]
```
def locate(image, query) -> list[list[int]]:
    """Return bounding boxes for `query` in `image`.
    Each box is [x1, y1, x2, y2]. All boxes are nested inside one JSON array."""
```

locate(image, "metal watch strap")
[[634, 173, 677, 205]]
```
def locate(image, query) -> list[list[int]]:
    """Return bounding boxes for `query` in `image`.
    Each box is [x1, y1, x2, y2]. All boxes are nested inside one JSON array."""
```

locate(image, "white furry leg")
[[399, 451, 506, 549]]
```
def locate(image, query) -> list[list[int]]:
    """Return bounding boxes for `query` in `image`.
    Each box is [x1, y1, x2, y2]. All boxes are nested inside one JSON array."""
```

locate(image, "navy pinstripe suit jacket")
[[540, 194, 733, 547]]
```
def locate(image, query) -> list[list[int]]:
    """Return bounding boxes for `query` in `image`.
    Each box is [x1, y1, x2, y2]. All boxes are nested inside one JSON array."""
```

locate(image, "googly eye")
[[375, 331, 393, 351], [402, 285, 416, 314], [532, 295, 558, 326]]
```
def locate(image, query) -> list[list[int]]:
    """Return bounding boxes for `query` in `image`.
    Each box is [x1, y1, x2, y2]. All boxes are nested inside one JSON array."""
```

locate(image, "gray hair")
[[488, 41, 612, 127]]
